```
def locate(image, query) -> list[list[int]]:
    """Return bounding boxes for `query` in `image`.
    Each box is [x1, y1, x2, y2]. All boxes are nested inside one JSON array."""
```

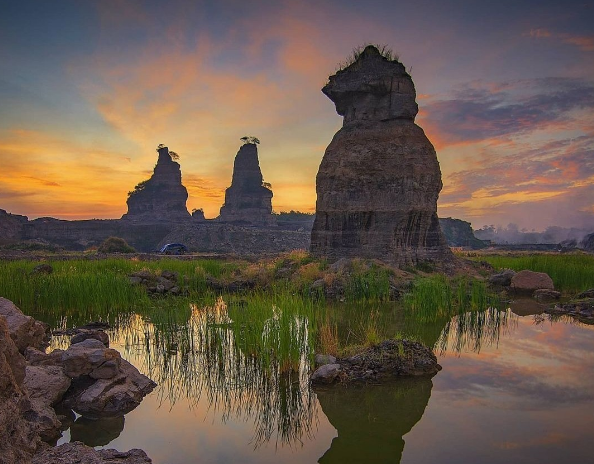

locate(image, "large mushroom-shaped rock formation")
[[122, 146, 190, 222], [310, 45, 452, 266], [218, 142, 275, 225]]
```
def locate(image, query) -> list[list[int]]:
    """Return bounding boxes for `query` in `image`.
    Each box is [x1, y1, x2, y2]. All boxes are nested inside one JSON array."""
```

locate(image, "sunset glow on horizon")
[[1, 0, 593, 230]]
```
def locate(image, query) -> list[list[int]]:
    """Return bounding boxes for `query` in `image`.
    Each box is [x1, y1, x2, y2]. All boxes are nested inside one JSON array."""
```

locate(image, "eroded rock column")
[[310, 45, 452, 266]]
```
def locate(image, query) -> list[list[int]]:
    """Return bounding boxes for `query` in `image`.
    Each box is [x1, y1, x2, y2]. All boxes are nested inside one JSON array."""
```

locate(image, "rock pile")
[[129, 269, 185, 295], [310, 338, 441, 385], [123, 146, 190, 222], [0, 297, 156, 463], [310, 45, 452, 267], [218, 143, 275, 226]]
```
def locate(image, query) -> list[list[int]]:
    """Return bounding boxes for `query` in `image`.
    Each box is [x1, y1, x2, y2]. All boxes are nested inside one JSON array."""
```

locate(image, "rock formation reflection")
[[314, 376, 434, 463]]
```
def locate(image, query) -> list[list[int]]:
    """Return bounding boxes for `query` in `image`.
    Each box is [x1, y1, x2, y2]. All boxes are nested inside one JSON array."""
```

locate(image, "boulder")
[[32, 442, 152, 464], [25, 347, 64, 367], [488, 269, 516, 287], [311, 364, 341, 384], [218, 142, 275, 226], [62, 359, 156, 418], [577, 289, 594, 299], [31, 264, 53, 275], [310, 45, 452, 267], [60, 339, 121, 379], [0, 297, 50, 353], [510, 270, 554, 293], [23, 398, 62, 443], [24, 365, 71, 406]]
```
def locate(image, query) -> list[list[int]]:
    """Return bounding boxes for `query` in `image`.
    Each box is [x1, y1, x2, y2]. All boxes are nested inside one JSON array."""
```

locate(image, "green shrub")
[[97, 237, 136, 253]]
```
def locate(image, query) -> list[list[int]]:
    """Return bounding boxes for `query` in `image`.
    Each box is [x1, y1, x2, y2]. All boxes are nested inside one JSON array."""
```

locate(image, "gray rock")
[[0, 297, 50, 353], [310, 45, 452, 267], [311, 364, 341, 384], [60, 339, 121, 379], [71, 329, 109, 348], [315, 354, 337, 366], [32, 442, 152, 464], [63, 359, 156, 418], [489, 269, 516, 286], [25, 347, 63, 366], [23, 398, 62, 443], [511, 270, 554, 293], [24, 365, 71, 406], [31, 264, 53, 275]]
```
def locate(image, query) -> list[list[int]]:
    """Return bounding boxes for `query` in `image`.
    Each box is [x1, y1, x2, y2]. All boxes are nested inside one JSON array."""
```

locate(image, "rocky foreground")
[[0, 298, 155, 464]]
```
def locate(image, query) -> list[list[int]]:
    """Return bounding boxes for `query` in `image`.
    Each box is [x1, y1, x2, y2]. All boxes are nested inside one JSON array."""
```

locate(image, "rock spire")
[[218, 142, 274, 225], [310, 45, 452, 266], [122, 146, 190, 222]]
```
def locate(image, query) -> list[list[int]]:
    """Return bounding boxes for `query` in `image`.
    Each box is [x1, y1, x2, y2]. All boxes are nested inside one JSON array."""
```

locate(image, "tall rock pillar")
[[218, 143, 274, 225], [310, 45, 452, 266], [122, 146, 190, 222]]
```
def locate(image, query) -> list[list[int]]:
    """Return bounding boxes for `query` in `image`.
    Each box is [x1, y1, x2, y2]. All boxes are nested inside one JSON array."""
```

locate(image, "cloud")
[[529, 28, 594, 52]]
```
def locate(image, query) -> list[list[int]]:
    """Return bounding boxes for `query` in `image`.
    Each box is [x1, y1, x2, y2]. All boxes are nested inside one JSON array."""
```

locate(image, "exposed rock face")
[[218, 143, 274, 225], [123, 146, 190, 222], [0, 208, 28, 242], [0, 297, 49, 353], [310, 45, 452, 267], [0, 317, 40, 464], [582, 232, 594, 252]]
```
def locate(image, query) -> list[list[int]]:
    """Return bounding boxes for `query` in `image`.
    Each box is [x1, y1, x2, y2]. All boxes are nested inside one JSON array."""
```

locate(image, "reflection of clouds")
[[436, 318, 594, 410]]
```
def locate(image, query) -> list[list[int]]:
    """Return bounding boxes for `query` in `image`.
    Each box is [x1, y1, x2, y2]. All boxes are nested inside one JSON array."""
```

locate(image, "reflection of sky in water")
[[54, 308, 594, 464]]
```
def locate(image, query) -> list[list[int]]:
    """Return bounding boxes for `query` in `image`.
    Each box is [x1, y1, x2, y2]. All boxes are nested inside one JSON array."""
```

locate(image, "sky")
[[0, 0, 593, 231]]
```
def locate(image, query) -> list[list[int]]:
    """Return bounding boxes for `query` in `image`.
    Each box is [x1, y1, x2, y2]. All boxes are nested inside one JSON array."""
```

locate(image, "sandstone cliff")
[[122, 146, 190, 222], [310, 45, 452, 266], [218, 143, 275, 226], [0, 209, 28, 243]]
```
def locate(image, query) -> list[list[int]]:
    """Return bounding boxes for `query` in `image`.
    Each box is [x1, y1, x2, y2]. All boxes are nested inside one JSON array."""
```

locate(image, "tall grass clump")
[[477, 253, 594, 293]]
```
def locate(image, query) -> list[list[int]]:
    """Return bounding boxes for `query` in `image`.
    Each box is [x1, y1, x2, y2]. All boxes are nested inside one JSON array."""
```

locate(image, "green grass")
[[476, 253, 594, 294]]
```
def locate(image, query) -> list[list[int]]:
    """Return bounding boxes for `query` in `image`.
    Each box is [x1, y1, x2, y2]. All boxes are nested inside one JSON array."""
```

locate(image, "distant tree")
[[156, 143, 166, 151], [240, 136, 260, 145], [262, 181, 272, 189], [169, 150, 180, 160]]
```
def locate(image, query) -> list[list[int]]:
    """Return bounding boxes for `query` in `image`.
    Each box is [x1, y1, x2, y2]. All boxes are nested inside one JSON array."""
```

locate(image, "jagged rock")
[[310, 45, 452, 267], [546, 299, 594, 324], [0, 317, 41, 463], [510, 270, 554, 293], [32, 442, 152, 464], [311, 338, 440, 385], [129, 269, 184, 296], [60, 339, 122, 379], [218, 143, 275, 225], [488, 269, 516, 286], [122, 146, 190, 222], [62, 359, 156, 418], [23, 398, 62, 443], [24, 366, 71, 406], [25, 347, 63, 367], [0, 297, 50, 353]]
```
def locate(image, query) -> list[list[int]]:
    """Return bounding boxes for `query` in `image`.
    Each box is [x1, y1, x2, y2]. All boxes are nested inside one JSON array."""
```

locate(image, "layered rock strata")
[[310, 45, 452, 266], [123, 146, 190, 222], [218, 143, 275, 225]]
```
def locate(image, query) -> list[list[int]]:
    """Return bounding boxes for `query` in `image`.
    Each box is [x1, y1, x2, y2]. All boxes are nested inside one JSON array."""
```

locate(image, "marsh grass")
[[475, 253, 594, 294]]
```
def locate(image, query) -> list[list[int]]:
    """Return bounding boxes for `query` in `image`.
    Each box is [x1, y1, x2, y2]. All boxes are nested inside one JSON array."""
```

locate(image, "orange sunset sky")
[[1, 0, 593, 231]]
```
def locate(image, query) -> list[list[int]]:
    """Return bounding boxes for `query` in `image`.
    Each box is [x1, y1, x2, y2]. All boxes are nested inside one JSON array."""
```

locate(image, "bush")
[[97, 237, 136, 253]]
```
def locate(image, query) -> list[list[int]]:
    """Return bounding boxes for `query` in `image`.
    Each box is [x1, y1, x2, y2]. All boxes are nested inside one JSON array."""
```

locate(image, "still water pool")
[[51, 304, 594, 464]]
